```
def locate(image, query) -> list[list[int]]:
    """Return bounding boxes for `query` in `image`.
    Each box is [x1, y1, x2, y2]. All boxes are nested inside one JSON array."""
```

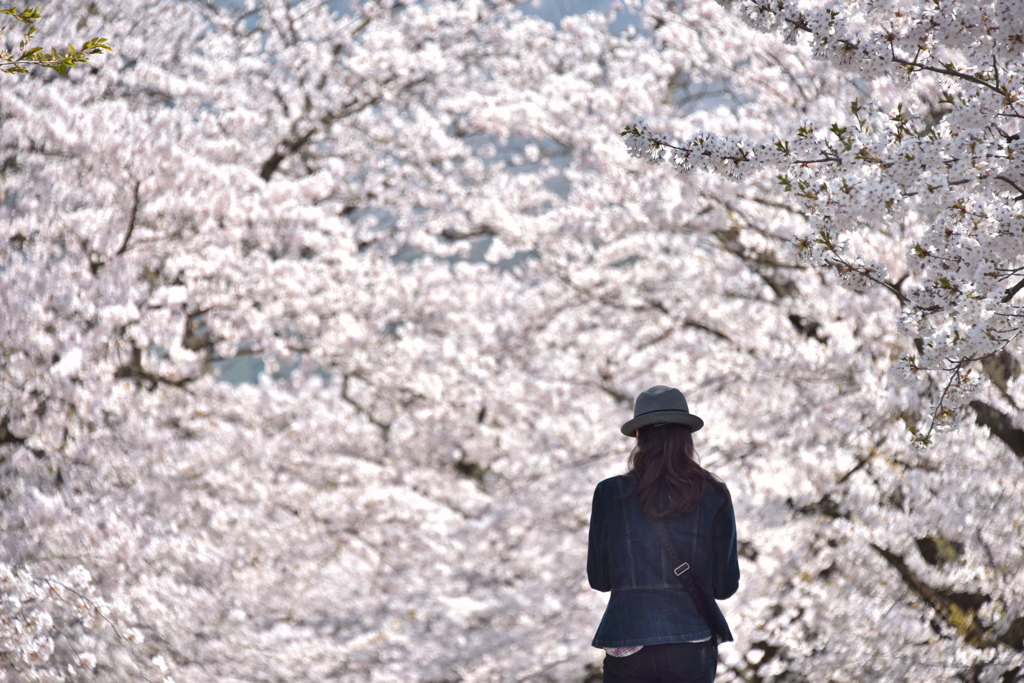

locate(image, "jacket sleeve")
[[711, 486, 740, 600], [587, 481, 611, 592]]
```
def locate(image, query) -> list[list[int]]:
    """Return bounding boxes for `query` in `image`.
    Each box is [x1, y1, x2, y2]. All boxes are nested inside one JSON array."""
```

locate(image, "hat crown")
[[620, 384, 703, 435], [633, 385, 689, 418]]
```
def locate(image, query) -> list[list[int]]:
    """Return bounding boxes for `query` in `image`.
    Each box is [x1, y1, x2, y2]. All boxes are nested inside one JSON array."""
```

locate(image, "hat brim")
[[621, 410, 704, 436]]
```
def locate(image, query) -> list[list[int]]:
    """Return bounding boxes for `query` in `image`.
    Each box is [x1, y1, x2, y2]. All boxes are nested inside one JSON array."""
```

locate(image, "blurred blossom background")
[[1, 0, 1023, 681]]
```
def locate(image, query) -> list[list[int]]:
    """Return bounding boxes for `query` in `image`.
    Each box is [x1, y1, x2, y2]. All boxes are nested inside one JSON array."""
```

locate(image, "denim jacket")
[[587, 474, 740, 648]]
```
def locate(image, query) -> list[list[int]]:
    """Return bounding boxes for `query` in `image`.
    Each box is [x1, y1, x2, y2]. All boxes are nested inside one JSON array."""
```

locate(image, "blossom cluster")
[[0, 564, 111, 679], [625, 0, 1024, 437]]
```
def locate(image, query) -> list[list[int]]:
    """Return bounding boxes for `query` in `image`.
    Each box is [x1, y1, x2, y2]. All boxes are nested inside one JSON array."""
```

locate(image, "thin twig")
[[993, 174, 1024, 202], [923, 361, 964, 440], [50, 580, 156, 683], [116, 180, 141, 256], [890, 57, 1004, 94]]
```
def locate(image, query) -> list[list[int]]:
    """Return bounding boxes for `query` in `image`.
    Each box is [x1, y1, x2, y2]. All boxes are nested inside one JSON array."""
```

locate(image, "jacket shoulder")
[[708, 477, 731, 499], [706, 477, 734, 512], [595, 474, 633, 496]]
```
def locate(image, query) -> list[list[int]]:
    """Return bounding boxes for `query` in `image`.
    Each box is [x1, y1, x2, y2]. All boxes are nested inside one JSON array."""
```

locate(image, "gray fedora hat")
[[620, 385, 704, 436]]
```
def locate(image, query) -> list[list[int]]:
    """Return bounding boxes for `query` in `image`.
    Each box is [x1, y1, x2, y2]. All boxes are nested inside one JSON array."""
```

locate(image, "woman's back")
[[588, 474, 739, 648], [588, 385, 739, 682]]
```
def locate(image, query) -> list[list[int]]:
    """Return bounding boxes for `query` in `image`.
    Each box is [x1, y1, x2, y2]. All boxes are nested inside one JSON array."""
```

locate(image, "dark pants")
[[602, 642, 717, 683]]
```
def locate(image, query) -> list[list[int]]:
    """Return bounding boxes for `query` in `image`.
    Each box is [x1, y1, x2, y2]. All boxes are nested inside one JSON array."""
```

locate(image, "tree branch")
[[683, 317, 732, 342], [1002, 278, 1024, 304], [969, 400, 1024, 460], [116, 180, 141, 256], [259, 76, 428, 181], [869, 544, 997, 649]]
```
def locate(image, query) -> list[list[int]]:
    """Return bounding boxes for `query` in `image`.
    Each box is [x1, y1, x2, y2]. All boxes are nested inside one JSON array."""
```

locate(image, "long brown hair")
[[628, 423, 720, 518]]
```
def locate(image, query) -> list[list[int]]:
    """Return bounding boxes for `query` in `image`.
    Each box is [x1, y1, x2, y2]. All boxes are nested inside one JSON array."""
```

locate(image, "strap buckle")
[[673, 562, 690, 576]]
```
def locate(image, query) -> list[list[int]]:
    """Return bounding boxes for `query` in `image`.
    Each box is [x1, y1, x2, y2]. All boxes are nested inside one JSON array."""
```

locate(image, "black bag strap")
[[645, 514, 725, 645]]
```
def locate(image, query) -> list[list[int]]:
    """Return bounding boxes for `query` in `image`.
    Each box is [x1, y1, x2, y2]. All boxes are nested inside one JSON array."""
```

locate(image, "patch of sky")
[[210, 353, 266, 385], [1, 187, 17, 210], [209, 350, 331, 385], [460, 131, 573, 197], [521, 0, 648, 36], [668, 70, 747, 116], [213, 0, 646, 34], [394, 232, 536, 271], [349, 207, 399, 242], [139, 340, 276, 386], [447, 234, 537, 271], [352, 133, 553, 269], [611, 254, 640, 268]]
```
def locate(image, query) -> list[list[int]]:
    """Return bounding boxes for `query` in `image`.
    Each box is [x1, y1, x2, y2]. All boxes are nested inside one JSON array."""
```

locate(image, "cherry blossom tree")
[[624, 0, 1024, 446], [1, 1, 1022, 682]]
